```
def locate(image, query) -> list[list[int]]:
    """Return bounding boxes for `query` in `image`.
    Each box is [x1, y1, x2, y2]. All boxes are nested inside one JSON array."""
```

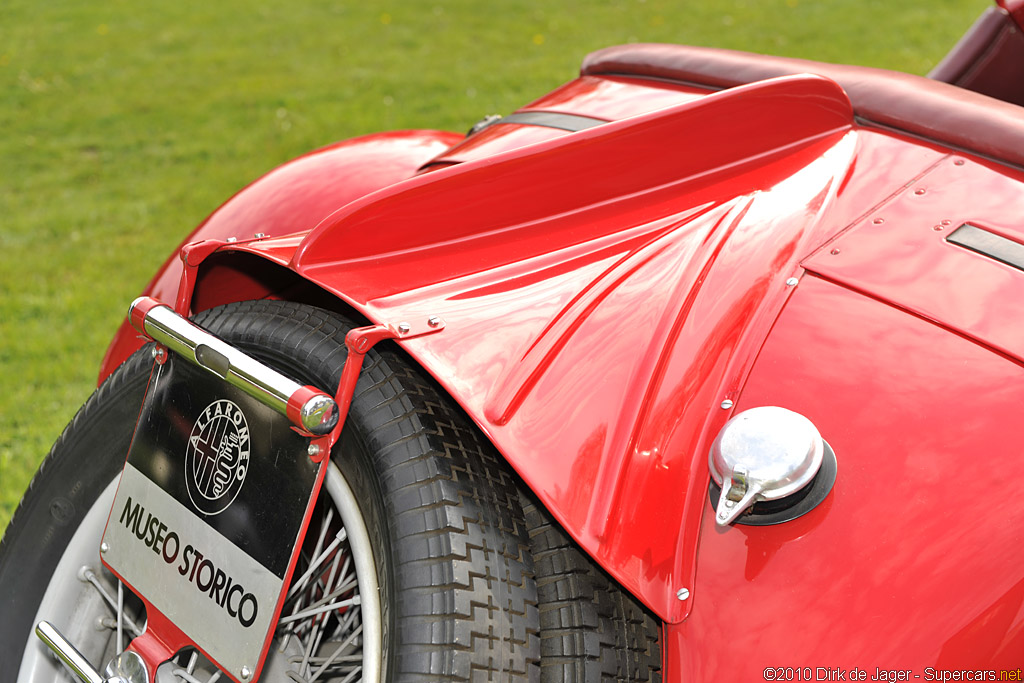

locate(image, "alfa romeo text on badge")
[[186, 399, 251, 516]]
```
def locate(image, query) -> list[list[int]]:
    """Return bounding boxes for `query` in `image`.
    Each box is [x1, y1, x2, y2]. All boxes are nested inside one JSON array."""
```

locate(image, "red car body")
[[96, 3, 1024, 677]]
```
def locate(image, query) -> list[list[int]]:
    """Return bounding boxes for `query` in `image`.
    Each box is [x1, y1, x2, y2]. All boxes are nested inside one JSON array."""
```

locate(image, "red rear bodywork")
[[99, 34, 1024, 677]]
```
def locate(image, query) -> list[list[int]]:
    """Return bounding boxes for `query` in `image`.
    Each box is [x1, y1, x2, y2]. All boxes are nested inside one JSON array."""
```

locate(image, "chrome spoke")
[[336, 665, 362, 683], [170, 669, 205, 683], [308, 624, 363, 682], [279, 597, 361, 627], [286, 528, 346, 602], [116, 580, 124, 654], [298, 541, 345, 677], [287, 578, 358, 626], [287, 508, 335, 601], [77, 565, 142, 637]]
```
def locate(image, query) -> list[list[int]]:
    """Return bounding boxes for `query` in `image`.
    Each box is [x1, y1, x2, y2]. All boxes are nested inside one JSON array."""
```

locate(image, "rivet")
[[308, 444, 321, 458], [427, 316, 442, 328], [676, 588, 690, 601], [954, 159, 965, 166], [941, 219, 952, 226], [933, 225, 943, 232], [240, 666, 252, 681], [785, 277, 798, 286], [721, 399, 734, 410], [226, 236, 238, 243], [100, 542, 109, 554], [914, 189, 926, 195], [398, 322, 411, 335], [873, 218, 884, 225], [830, 248, 840, 255]]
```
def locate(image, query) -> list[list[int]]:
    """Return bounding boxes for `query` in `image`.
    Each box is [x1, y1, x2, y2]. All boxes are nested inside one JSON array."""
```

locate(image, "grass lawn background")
[[0, 0, 989, 536]]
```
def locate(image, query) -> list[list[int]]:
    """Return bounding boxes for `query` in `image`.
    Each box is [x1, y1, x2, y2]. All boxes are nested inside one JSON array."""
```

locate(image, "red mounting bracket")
[[321, 316, 446, 453], [175, 239, 232, 317]]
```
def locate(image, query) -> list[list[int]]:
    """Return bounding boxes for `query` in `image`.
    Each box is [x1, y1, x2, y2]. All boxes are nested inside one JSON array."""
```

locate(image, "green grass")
[[0, 0, 989, 536]]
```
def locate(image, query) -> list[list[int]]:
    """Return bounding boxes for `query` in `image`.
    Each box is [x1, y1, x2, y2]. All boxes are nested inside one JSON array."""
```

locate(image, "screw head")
[[308, 443, 321, 458], [427, 316, 442, 328], [397, 322, 411, 335], [253, 233, 266, 239], [100, 542, 109, 554], [914, 188, 926, 196], [873, 218, 884, 225], [785, 277, 799, 286], [240, 666, 253, 681], [721, 399, 734, 410], [226, 236, 238, 243], [676, 588, 690, 601]]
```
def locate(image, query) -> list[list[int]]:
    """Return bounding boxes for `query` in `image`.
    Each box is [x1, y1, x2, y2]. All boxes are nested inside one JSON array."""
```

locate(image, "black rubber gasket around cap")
[[708, 441, 837, 526]]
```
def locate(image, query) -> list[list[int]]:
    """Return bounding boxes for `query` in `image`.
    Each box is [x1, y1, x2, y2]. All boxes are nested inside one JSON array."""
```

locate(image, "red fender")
[[98, 129, 461, 379], [91, 34, 1024, 668], [234, 74, 856, 623]]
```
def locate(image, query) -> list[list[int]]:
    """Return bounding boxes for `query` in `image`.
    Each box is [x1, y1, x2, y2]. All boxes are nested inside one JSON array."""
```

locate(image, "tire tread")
[[198, 300, 541, 682], [523, 495, 662, 683]]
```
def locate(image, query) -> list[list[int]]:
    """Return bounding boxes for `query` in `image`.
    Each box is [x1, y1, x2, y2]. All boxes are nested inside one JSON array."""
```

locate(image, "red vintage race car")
[[4, 1, 1024, 681]]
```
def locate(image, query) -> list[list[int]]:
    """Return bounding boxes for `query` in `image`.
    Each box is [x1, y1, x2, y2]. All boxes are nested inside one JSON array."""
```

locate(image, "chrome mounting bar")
[[36, 621, 149, 683], [128, 297, 339, 435], [36, 621, 103, 683]]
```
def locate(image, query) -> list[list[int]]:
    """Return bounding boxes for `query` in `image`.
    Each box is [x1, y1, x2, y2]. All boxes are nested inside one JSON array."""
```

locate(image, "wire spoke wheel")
[[5, 300, 543, 682], [3, 299, 663, 683], [14, 458, 379, 683]]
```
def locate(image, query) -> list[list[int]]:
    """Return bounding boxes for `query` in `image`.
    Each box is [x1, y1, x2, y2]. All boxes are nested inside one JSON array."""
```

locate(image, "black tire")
[[1, 300, 541, 681], [0, 349, 152, 675], [522, 495, 663, 683]]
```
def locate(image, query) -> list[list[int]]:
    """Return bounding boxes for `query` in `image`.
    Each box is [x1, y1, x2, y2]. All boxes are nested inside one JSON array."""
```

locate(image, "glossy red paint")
[[294, 75, 852, 278], [98, 71, 768, 374], [96, 50, 1024, 669], [426, 123, 568, 166], [99, 130, 461, 377], [667, 276, 1024, 673], [282, 74, 855, 623], [806, 153, 1024, 364], [431, 75, 709, 165]]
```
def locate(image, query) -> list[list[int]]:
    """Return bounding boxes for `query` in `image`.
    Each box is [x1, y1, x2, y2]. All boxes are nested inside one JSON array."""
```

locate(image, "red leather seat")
[[583, 43, 1024, 168]]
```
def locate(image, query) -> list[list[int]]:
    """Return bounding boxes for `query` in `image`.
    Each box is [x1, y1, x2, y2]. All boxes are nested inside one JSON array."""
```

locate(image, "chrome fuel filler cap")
[[709, 406, 833, 526]]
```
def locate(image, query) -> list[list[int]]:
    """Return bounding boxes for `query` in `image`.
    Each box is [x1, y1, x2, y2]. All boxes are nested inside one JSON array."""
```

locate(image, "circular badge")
[[185, 399, 251, 516]]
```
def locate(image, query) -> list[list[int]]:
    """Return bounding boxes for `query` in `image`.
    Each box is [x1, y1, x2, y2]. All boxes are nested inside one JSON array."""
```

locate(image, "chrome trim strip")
[[481, 111, 608, 133]]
